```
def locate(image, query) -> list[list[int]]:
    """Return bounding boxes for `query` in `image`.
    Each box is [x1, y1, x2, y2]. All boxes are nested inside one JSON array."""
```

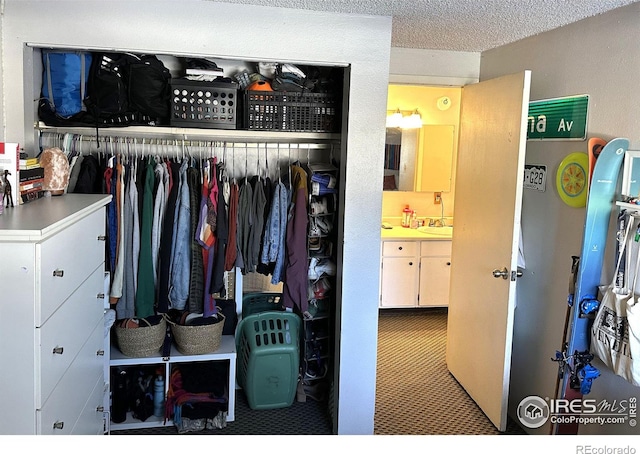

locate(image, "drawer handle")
[[96, 349, 105, 356], [97, 235, 106, 241], [97, 293, 105, 299], [96, 406, 104, 412], [52, 269, 64, 278], [52, 346, 64, 355], [53, 421, 64, 430]]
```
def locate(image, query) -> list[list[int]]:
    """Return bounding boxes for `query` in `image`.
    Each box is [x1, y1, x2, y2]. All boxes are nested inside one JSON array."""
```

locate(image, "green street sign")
[[527, 95, 588, 140]]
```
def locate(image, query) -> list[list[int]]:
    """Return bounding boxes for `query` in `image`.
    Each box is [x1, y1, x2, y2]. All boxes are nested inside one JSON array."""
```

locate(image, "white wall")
[[481, 3, 640, 435], [390, 47, 480, 86], [0, 0, 392, 435]]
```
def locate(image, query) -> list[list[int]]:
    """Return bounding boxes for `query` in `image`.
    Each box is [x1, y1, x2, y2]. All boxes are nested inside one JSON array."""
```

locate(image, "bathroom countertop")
[[380, 225, 453, 240]]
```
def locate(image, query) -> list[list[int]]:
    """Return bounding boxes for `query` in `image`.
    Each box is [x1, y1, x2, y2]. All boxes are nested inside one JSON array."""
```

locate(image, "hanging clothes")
[[104, 158, 117, 274], [129, 159, 142, 300], [136, 158, 157, 318], [236, 179, 253, 274], [187, 163, 205, 314], [196, 158, 218, 317], [224, 181, 239, 272], [151, 160, 168, 287], [169, 158, 191, 311], [255, 176, 274, 276], [210, 161, 229, 297], [248, 175, 266, 274], [261, 179, 290, 285], [157, 159, 181, 314], [281, 163, 309, 312], [109, 157, 126, 306], [116, 161, 136, 319]]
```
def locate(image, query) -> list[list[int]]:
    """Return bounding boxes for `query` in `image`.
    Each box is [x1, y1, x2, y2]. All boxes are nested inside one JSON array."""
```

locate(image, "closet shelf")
[[37, 122, 341, 144], [617, 201, 640, 212]]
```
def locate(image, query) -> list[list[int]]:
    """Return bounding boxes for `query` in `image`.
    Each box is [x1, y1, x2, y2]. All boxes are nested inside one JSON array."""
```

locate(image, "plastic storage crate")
[[170, 78, 239, 129], [236, 311, 301, 410], [244, 90, 338, 132], [242, 292, 285, 318]]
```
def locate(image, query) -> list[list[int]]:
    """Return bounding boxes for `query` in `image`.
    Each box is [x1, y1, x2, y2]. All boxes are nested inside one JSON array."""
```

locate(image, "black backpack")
[[124, 54, 172, 124], [84, 52, 135, 126]]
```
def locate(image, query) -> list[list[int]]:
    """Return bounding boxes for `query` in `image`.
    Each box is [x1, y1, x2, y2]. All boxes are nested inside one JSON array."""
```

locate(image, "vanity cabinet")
[[418, 240, 452, 307], [0, 194, 111, 434], [380, 239, 451, 308]]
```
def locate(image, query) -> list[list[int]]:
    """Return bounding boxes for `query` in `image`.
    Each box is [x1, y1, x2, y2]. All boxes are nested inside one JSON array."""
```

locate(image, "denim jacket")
[[169, 158, 191, 310], [262, 180, 290, 284]]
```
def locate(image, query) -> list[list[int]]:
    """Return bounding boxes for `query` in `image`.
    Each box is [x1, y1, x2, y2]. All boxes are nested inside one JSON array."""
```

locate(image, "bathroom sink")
[[416, 225, 453, 236]]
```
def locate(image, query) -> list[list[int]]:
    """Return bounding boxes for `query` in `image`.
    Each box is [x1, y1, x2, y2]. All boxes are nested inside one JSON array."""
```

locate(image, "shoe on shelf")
[[310, 197, 329, 215], [304, 359, 328, 380]]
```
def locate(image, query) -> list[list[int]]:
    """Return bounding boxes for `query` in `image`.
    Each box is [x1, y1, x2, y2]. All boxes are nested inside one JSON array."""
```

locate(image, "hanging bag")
[[591, 214, 640, 386]]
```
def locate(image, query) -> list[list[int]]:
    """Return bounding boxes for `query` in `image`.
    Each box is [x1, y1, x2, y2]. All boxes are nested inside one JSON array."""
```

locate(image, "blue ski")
[[555, 137, 628, 435]]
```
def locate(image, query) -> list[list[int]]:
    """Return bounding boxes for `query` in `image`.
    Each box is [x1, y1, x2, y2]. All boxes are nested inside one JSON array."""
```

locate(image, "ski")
[[553, 137, 628, 435]]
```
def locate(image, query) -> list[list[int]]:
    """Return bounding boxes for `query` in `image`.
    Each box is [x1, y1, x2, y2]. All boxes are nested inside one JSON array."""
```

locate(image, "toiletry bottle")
[[411, 211, 418, 229], [153, 375, 165, 417], [402, 205, 411, 228]]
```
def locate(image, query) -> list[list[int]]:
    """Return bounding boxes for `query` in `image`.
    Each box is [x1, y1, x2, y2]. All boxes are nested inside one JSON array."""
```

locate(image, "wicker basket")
[[169, 311, 225, 355], [114, 316, 167, 357]]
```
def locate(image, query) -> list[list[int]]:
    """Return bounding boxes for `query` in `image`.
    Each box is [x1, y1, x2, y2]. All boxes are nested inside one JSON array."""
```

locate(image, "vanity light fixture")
[[386, 108, 422, 129], [402, 109, 422, 129], [386, 108, 403, 128]]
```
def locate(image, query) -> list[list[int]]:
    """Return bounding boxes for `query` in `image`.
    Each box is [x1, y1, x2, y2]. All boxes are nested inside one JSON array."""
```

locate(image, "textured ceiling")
[[214, 0, 639, 52]]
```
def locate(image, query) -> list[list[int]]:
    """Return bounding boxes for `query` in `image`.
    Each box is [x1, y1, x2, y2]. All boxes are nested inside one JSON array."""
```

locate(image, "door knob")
[[492, 267, 509, 279], [492, 267, 524, 280]]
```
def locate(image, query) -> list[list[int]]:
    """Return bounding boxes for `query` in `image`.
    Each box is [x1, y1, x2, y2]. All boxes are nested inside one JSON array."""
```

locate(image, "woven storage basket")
[[170, 311, 225, 355], [115, 316, 166, 357]]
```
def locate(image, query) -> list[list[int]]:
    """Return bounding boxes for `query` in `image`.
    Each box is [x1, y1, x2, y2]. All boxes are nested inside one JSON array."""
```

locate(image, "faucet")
[[428, 194, 446, 227]]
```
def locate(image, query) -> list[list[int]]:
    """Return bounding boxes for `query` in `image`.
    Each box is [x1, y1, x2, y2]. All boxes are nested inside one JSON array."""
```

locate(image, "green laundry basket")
[[241, 292, 285, 318], [236, 311, 301, 410]]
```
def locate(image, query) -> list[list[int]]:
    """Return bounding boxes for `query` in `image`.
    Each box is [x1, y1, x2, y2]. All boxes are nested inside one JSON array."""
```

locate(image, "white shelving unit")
[[108, 335, 236, 432]]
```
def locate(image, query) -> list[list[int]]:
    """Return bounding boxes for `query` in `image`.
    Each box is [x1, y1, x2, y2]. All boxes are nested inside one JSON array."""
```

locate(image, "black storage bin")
[[170, 78, 239, 129], [244, 90, 338, 132]]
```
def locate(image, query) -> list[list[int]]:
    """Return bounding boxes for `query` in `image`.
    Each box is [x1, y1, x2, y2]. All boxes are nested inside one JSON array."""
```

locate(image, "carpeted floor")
[[112, 308, 525, 436], [375, 307, 525, 435]]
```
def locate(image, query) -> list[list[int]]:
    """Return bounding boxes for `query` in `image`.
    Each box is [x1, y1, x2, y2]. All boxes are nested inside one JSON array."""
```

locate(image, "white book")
[[0, 143, 20, 207], [185, 67, 223, 76]]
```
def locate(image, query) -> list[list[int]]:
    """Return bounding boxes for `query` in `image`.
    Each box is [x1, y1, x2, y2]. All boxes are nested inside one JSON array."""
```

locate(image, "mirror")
[[623, 150, 640, 198], [384, 124, 455, 192]]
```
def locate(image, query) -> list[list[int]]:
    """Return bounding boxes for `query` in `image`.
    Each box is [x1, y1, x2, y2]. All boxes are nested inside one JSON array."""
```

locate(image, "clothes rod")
[[39, 131, 334, 150]]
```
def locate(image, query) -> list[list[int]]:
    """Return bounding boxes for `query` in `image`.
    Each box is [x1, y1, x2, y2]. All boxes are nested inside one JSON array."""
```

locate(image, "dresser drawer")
[[382, 241, 418, 257], [38, 266, 105, 406], [37, 209, 106, 326], [420, 240, 452, 257], [71, 374, 106, 435], [37, 318, 104, 435]]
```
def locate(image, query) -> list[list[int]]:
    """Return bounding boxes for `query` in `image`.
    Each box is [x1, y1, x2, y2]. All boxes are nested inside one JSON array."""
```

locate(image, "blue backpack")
[[41, 51, 92, 118]]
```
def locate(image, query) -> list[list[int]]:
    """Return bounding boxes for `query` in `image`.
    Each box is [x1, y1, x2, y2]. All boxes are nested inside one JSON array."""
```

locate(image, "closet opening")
[[28, 40, 348, 434]]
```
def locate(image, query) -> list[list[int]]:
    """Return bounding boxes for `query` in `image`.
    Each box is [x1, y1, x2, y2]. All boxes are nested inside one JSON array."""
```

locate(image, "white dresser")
[[0, 194, 111, 434]]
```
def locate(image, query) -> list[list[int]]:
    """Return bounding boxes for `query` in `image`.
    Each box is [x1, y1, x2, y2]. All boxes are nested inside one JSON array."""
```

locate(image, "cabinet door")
[[419, 256, 451, 307], [380, 257, 419, 307]]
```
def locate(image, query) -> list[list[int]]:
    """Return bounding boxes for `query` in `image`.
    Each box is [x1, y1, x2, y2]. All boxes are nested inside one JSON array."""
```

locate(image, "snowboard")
[[554, 137, 628, 435]]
